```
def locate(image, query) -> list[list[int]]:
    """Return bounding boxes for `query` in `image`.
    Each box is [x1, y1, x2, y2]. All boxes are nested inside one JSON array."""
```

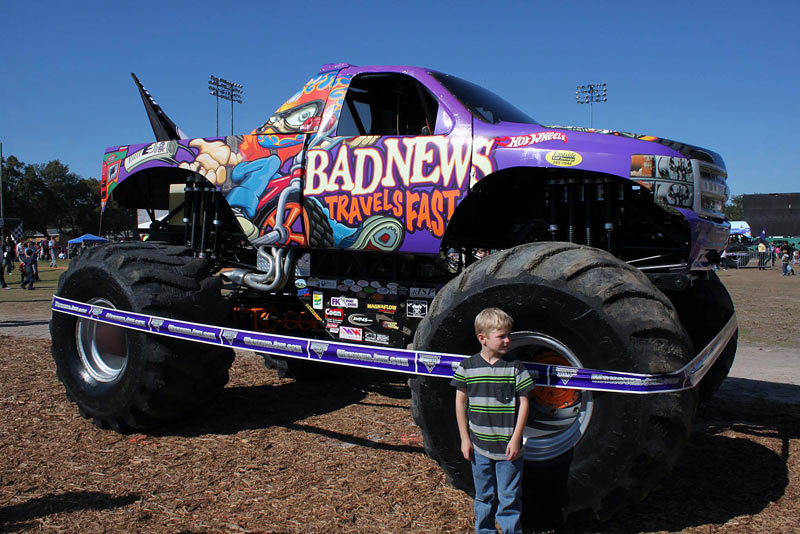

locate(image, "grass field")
[[0, 261, 70, 304]]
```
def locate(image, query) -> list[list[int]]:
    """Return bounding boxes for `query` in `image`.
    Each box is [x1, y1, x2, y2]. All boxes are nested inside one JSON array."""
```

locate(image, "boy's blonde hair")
[[474, 307, 513, 336]]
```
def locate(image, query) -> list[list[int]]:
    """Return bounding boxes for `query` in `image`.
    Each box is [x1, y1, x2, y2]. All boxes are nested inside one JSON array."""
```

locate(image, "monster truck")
[[50, 63, 737, 528]]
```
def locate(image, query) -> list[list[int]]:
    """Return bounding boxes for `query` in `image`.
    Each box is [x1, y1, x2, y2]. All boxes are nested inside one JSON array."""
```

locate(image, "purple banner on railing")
[[50, 295, 737, 394]]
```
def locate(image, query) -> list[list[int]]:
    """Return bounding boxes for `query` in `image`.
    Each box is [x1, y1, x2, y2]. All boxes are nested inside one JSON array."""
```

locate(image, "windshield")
[[430, 72, 537, 125]]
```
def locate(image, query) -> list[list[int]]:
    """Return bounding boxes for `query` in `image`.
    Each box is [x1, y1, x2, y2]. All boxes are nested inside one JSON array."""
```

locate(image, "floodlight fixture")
[[209, 75, 245, 135], [575, 82, 608, 128]]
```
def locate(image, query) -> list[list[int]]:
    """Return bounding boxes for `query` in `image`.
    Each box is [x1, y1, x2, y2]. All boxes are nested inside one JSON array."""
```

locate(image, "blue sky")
[[2, 0, 798, 197]]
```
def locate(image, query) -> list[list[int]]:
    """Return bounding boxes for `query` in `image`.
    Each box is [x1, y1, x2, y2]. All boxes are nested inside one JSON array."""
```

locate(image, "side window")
[[337, 73, 439, 137]]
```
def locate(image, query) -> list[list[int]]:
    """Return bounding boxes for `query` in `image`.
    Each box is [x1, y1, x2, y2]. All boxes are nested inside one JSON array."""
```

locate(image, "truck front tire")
[[409, 242, 697, 528], [50, 242, 234, 431]]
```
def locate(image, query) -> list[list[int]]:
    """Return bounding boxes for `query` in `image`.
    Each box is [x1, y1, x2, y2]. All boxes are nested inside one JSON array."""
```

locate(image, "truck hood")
[[476, 121, 726, 181], [546, 125, 725, 169]]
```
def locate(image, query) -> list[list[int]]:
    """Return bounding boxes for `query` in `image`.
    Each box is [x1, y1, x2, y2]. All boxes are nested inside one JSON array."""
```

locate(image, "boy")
[[452, 308, 534, 534], [21, 249, 37, 290]]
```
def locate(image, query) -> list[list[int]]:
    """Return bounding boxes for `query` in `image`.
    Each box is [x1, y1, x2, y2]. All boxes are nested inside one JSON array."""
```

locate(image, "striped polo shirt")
[[451, 353, 535, 460]]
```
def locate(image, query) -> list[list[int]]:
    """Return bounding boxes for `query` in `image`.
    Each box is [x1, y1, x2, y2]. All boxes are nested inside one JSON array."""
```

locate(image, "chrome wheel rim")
[[508, 331, 594, 462], [75, 298, 128, 383]]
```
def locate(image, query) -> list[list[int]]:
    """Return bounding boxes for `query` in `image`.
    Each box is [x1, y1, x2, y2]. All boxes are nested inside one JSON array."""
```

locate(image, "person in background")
[[0, 239, 8, 289], [757, 241, 767, 270], [3, 236, 15, 275], [781, 252, 794, 276], [21, 248, 37, 290], [49, 236, 58, 268]]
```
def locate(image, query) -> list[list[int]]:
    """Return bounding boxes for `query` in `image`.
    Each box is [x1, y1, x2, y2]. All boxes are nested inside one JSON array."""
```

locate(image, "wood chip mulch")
[[1, 337, 798, 533]]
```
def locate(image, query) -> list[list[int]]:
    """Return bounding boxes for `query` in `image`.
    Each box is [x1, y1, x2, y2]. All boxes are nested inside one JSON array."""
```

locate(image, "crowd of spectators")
[[1, 235, 62, 290]]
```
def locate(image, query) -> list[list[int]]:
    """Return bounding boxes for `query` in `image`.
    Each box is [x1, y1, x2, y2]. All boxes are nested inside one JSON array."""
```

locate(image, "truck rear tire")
[[409, 242, 697, 528], [50, 242, 234, 431], [665, 271, 737, 402]]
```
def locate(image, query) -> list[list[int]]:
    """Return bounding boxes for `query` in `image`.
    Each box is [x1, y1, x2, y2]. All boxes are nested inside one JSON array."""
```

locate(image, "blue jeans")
[[471, 450, 524, 534]]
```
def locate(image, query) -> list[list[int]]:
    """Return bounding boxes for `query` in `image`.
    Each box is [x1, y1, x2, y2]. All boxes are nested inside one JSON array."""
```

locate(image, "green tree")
[[723, 194, 743, 221], [0, 156, 136, 238]]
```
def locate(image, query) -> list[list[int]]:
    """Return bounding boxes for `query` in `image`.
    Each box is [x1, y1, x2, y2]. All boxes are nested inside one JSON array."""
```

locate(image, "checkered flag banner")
[[0, 218, 24, 241]]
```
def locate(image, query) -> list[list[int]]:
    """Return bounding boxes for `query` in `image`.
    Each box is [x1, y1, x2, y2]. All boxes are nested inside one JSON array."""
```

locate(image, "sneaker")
[[2, 286, 9, 290]]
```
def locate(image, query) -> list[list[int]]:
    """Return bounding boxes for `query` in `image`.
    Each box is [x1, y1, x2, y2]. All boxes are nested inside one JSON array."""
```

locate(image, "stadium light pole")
[[576, 83, 607, 128], [208, 76, 244, 136]]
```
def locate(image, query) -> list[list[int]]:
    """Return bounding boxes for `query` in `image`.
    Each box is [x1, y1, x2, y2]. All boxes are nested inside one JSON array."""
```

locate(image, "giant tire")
[[409, 242, 698, 528], [50, 242, 234, 431], [665, 271, 738, 402]]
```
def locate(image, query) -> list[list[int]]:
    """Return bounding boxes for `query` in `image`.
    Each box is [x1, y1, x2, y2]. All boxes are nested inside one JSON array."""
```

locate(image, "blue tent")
[[68, 234, 108, 245]]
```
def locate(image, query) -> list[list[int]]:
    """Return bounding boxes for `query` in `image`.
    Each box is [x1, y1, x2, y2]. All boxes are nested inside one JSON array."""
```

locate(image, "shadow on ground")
[[0, 491, 139, 532], [554, 383, 798, 533], [154, 368, 423, 454]]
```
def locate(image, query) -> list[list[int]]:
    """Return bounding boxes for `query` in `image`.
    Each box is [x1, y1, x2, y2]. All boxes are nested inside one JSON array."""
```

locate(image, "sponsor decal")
[[495, 131, 567, 148], [357, 280, 370, 287], [545, 150, 582, 167], [407, 299, 429, 318], [318, 278, 338, 289], [419, 353, 441, 373], [337, 284, 350, 292], [377, 287, 389, 295], [330, 296, 358, 308], [325, 308, 344, 322], [124, 140, 179, 171], [221, 330, 238, 345], [304, 302, 323, 323], [106, 312, 147, 328], [410, 287, 436, 298], [343, 279, 356, 286], [350, 285, 362, 292], [310, 341, 328, 358], [339, 326, 363, 341], [365, 332, 390, 345], [295, 278, 308, 289], [367, 303, 398, 314], [348, 313, 374, 326], [325, 322, 340, 334], [307, 277, 319, 287], [297, 288, 310, 297], [370, 281, 382, 288], [334, 347, 410, 368], [313, 292, 324, 310], [241, 335, 304, 353], [556, 368, 578, 385], [150, 318, 164, 332], [381, 320, 400, 330], [90, 306, 103, 317]]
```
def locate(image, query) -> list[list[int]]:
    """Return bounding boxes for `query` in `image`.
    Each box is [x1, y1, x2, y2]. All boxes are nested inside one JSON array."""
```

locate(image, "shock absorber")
[[584, 182, 593, 247], [603, 180, 617, 252], [567, 181, 577, 243], [183, 176, 194, 246], [547, 180, 559, 241]]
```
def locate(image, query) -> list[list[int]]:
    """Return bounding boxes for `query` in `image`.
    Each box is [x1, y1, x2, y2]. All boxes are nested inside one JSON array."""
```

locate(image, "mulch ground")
[[1, 267, 799, 533], [1, 338, 798, 533]]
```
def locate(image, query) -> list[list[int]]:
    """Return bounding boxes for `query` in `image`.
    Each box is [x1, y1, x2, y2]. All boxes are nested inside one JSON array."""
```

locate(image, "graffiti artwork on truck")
[[631, 154, 694, 209], [303, 136, 495, 249]]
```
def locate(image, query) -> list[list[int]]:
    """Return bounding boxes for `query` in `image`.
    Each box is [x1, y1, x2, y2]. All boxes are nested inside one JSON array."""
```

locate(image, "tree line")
[[1, 156, 137, 239]]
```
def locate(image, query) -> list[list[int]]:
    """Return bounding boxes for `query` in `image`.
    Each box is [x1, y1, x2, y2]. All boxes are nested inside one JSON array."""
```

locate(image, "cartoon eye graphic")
[[284, 103, 320, 128]]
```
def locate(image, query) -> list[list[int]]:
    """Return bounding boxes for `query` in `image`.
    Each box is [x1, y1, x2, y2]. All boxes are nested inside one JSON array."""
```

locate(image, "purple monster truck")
[[50, 63, 737, 528]]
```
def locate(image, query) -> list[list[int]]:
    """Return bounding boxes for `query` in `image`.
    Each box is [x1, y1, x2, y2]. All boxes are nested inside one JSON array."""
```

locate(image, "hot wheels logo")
[[495, 131, 567, 148]]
